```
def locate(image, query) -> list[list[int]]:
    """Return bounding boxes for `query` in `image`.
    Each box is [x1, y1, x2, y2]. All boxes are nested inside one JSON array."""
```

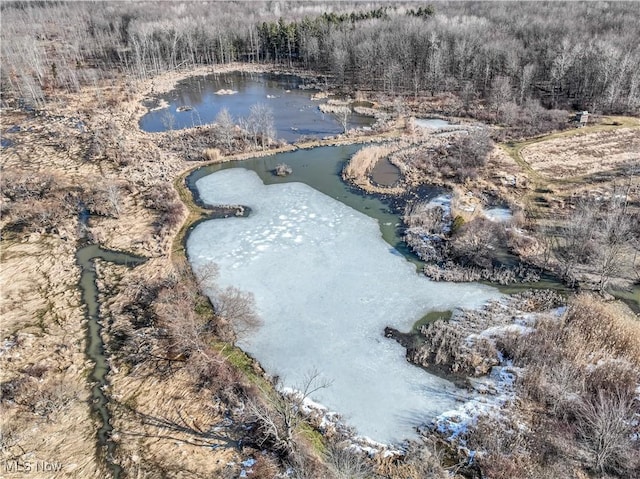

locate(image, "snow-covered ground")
[[484, 207, 513, 222], [187, 168, 501, 444], [434, 364, 521, 446], [414, 118, 452, 129]]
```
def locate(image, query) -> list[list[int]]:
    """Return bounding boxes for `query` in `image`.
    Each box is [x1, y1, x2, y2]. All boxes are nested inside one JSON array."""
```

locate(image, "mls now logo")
[[4, 460, 64, 473]]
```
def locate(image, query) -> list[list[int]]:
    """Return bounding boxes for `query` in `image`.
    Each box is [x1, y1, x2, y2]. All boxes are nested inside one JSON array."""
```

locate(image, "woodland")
[[2, 1, 640, 114]]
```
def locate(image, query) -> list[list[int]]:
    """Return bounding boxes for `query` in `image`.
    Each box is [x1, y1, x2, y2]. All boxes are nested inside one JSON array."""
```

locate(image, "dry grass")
[[203, 147, 221, 162], [562, 295, 640, 364], [432, 293, 640, 478], [343, 144, 397, 181], [0, 65, 248, 477], [111, 367, 240, 479], [521, 128, 640, 180], [342, 143, 405, 194], [510, 295, 640, 477]]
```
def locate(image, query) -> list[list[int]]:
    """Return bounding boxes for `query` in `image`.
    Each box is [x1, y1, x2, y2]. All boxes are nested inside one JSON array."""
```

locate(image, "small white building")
[[577, 110, 589, 127]]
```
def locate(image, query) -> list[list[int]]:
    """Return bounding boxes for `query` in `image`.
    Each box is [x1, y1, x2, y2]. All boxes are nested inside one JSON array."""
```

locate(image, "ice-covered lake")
[[187, 168, 501, 444]]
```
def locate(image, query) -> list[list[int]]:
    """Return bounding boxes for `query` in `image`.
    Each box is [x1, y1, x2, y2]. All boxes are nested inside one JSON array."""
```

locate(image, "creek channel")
[[77, 243, 146, 477]]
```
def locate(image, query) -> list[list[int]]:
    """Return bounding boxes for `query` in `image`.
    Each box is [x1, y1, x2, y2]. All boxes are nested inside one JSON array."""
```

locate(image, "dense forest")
[[2, 1, 639, 114]]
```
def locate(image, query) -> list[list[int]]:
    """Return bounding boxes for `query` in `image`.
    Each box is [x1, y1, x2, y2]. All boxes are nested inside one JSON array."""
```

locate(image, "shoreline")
[[2, 61, 638, 478]]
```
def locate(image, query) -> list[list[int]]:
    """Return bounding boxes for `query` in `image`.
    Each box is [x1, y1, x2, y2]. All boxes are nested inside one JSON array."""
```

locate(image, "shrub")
[[510, 295, 640, 477], [144, 183, 185, 234], [203, 147, 221, 162], [576, 390, 639, 474], [325, 443, 372, 479], [450, 218, 504, 268], [274, 163, 293, 176]]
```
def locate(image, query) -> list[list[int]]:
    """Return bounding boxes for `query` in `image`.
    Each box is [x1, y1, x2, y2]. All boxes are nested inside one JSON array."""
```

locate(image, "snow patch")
[[415, 118, 452, 129], [435, 365, 521, 444], [484, 207, 513, 222]]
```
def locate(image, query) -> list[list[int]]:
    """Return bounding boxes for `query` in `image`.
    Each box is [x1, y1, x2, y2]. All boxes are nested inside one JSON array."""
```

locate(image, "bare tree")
[[576, 390, 638, 474], [331, 106, 351, 134], [246, 369, 331, 456], [552, 199, 597, 285], [156, 282, 214, 361], [518, 63, 536, 105], [490, 76, 513, 122], [247, 103, 275, 149], [211, 286, 261, 342], [593, 191, 636, 291], [214, 107, 235, 151]]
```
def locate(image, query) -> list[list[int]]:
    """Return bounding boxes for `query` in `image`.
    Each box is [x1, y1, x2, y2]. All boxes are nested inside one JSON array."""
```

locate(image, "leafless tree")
[[2, 2, 640, 114], [593, 191, 636, 291], [331, 106, 351, 134], [518, 63, 536, 105], [576, 390, 638, 474], [214, 107, 235, 151], [247, 103, 275, 149], [490, 76, 513, 122], [552, 199, 597, 285], [552, 191, 637, 290], [211, 286, 261, 342], [246, 369, 331, 457]]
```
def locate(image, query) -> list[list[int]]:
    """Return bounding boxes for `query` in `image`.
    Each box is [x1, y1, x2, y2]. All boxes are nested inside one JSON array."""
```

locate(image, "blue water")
[[139, 72, 374, 142]]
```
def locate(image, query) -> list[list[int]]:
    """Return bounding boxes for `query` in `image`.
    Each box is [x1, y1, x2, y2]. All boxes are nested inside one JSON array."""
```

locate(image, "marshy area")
[[2, 2, 640, 479]]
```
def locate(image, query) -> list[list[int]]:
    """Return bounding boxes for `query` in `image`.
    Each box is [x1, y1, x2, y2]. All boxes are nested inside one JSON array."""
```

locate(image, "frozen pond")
[[187, 168, 501, 443], [139, 72, 374, 141]]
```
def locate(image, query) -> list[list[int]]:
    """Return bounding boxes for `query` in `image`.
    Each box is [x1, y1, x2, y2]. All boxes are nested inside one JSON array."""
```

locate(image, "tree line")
[[2, 1, 639, 114]]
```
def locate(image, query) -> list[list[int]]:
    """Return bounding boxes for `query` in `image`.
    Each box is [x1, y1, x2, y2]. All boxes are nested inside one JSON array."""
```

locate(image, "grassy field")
[[499, 116, 640, 219]]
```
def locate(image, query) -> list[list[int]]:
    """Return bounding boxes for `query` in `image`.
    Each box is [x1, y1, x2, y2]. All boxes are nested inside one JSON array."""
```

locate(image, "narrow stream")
[[76, 244, 146, 478]]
